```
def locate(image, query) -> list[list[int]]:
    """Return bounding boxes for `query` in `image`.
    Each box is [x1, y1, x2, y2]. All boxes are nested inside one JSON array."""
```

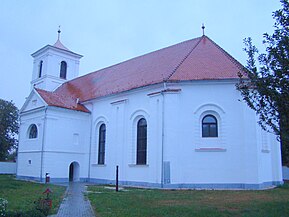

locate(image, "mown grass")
[[0, 175, 66, 215], [88, 183, 289, 217]]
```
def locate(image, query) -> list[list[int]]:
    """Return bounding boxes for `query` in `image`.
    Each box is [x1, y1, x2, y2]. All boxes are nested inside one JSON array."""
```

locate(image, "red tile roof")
[[36, 88, 90, 113], [37, 35, 246, 112]]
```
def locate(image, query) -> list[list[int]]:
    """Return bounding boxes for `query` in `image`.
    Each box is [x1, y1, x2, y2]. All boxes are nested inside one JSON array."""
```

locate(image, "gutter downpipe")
[[160, 82, 166, 188], [40, 106, 48, 182], [15, 116, 21, 178], [88, 103, 94, 182]]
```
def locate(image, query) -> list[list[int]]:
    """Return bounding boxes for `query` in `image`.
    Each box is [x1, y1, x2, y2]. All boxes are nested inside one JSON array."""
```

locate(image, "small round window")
[[28, 124, 38, 139]]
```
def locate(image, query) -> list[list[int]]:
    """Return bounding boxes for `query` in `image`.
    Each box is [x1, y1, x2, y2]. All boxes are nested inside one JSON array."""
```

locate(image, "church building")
[[16, 30, 283, 189]]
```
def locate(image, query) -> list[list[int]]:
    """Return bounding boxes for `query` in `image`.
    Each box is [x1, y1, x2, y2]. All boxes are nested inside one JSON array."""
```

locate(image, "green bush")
[[0, 198, 8, 217], [6, 210, 45, 217], [5, 209, 46, 217], [34, 198, 51, 216]]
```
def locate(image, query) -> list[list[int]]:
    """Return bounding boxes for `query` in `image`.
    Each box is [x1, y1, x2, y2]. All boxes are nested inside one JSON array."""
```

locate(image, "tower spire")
[[53, 26, 70, 51], [57, 25, 61, 40], [202, 23, 205, 36]]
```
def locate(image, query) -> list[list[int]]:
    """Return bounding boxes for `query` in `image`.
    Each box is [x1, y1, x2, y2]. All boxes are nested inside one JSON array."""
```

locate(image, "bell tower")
[[30, 29, 83, 91]]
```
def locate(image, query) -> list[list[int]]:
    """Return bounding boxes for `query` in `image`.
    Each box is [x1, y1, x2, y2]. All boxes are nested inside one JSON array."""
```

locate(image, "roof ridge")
[[165, 36, 203, 81], [205, 36, 245, 73], [57, 37, 202, 87]]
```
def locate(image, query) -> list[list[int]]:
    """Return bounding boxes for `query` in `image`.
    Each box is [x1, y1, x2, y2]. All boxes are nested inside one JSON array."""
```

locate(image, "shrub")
[[5, 209, 46, 217], [0, 198, 8, 217], [34, 198, 51, 216]]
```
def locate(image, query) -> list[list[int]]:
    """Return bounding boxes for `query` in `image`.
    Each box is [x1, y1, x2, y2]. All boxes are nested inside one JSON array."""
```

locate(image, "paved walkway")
[[51, 182, 95, 217]]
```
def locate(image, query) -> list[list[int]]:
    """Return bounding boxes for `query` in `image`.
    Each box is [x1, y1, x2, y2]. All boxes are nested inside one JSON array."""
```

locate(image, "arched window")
[[60, 61, 67, 79], [28, 124, 38, 139], [202, 115, 218, 137], [136, 118, 147, 165], [38, 60, 43, 78], [98, 124, 106, 164]]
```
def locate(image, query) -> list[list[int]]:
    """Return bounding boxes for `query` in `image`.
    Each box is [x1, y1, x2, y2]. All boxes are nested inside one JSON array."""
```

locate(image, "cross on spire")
[[202, 23, 205, 36], [57, 25, 61, 40]]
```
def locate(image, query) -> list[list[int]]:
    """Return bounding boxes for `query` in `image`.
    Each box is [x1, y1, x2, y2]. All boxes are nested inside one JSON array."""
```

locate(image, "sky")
[[0, 0, 281, 108]]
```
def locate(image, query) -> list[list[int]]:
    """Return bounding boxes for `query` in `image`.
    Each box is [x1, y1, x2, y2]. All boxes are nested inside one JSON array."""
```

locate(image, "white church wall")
[[18, 109, 45, 153], [238, 101, 260, 185], [241, 103, 282, 186], [43, 50, 80, 80], [17, 79, 283, 188], [17, 105, 91, 182], [44, 108, 90, 152], [42, 107, 90, 182], [17, 108, 46, 180], [86, 80, 283, 188], [268, 133, 283, 183], [89, 84, 164, 186], [162, 80, 282, 188], [256, 125, 273, 183], [17, 153, 42, 180], [43, 152, 87, 182]]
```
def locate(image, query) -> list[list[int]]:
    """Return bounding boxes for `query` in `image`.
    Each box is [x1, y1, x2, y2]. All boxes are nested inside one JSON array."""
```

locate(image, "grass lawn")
[[0, 175, 66, 215], [88, 183, 289, 217]]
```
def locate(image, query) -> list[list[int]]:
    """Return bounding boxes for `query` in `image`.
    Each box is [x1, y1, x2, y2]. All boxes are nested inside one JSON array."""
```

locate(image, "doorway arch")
[[69, 161, 80, 182]]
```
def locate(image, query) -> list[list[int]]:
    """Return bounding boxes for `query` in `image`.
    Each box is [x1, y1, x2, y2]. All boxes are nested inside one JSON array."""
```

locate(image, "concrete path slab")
[[51, 182, 95, 217]]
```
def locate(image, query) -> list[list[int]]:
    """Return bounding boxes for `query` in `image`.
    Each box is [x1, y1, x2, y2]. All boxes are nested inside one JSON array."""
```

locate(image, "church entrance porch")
[[69, 161, 80, 182]]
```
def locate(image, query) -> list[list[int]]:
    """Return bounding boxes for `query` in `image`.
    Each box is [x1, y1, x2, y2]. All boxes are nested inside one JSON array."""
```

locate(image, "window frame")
[[60, 61, 67, 79], [97, 124, 106, 165], [38, 60, 43, 78], [202, 115, 218, 138], [136, 118, 147, 165], [28, 124, 38, 139]]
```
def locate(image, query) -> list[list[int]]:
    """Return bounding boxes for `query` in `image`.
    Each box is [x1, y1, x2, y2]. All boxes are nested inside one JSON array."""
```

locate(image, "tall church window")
[[38, 60, 43, 78], [28, 124, 38, 139], [136, 118, 147, 165], [60, 61, 67, 79], [202, 115, 218, 137], [98, 124, 106, 164]]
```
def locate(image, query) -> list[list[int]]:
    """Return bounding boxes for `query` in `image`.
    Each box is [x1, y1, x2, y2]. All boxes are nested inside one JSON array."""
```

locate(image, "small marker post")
[[116, 165, 119, 192]]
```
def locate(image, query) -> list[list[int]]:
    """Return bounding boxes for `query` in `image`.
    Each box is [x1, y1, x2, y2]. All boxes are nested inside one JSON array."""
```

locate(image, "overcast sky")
[[0, 0, 281, 108]]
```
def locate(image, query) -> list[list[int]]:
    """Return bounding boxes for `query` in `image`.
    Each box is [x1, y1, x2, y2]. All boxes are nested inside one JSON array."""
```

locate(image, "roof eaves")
[[46, 104, 91, 113], [80, 81, 165, 104], [31, 45, 83, 58]]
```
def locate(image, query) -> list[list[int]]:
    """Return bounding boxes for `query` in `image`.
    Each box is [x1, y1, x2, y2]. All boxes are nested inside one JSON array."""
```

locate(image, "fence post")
[[116, 165, 119, 192]]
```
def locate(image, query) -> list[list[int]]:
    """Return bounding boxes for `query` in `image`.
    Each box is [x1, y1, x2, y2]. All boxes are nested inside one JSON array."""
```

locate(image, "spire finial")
[[57, 25, 61, 40], [202, 23, 205, 36]]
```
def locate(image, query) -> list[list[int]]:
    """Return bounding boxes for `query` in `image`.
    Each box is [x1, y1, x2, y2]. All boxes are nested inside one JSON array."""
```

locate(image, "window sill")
[[201, 137, 219, 139], [91, 163, 106, 167], [27, 138, 38, 141], [128, 164, 149, 167], [195, 148, 226, 152]]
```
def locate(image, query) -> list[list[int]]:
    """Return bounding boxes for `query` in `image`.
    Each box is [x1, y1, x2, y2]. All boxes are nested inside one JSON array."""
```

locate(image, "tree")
[[0, 99, 19, 161], [237, 0, 289, 165]]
